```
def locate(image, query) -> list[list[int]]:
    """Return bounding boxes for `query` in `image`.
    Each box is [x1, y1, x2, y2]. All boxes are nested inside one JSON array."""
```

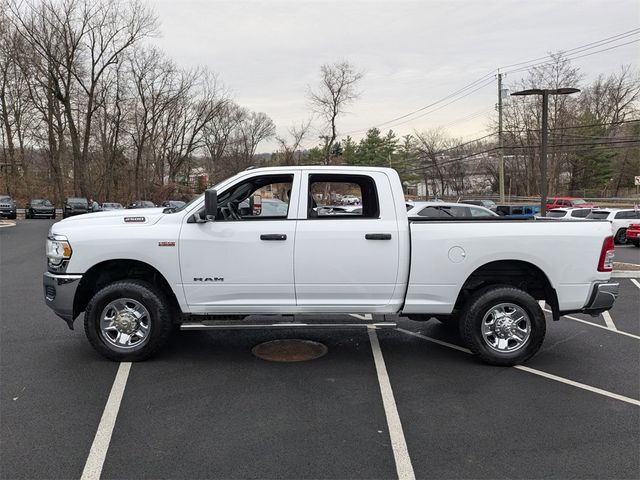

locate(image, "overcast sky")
[[146, 0, 640, 151]]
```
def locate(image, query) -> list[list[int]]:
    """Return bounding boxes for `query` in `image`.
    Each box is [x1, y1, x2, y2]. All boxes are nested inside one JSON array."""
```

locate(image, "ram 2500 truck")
[[43, 167, 619, 365]]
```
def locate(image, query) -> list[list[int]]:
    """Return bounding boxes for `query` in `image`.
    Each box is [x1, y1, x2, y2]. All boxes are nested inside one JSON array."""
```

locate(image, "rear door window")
[[307, 174, 379, 219]]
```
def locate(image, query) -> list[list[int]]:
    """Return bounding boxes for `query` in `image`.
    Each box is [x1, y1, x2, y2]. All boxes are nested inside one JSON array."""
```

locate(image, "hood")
[[53, 207, 165, 232]]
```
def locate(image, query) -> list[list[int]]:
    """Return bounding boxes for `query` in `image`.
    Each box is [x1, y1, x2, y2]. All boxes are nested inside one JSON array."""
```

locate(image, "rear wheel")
[[84, 280, 174, 361], [460, 286, 545, 366], [633, 240, 640, 248], [614, 228, 627, 245]]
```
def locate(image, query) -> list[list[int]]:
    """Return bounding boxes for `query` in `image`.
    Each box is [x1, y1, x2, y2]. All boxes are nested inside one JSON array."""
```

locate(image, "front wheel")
[[460, 286, 546, 366], [84, 280, 174, 361]]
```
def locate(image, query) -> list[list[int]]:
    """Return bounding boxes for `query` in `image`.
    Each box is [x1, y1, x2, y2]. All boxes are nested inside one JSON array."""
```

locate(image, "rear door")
[[294, 171, 401, 311]]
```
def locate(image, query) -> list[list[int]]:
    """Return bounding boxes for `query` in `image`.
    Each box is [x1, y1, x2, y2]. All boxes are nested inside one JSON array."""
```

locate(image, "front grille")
[[45, 286, 56, 300]]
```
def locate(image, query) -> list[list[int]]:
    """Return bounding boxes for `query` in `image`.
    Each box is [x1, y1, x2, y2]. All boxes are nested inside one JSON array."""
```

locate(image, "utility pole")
[[511, 87, 580, 217], [498, 73, 505, 203]]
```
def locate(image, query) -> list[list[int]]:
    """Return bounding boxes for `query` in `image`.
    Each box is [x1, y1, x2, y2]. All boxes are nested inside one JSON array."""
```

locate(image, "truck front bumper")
[[581, 282, 619, 316], [43, 272, 82, 328]]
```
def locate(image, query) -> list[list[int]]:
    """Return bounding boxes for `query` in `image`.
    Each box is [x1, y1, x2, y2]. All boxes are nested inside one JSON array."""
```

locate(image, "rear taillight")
[[598, 236, 615, 272]]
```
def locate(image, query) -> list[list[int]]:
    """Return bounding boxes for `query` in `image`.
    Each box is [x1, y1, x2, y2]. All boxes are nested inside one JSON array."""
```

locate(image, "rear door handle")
[[260, 234, 287, 241], [365, 233, 392, 240]]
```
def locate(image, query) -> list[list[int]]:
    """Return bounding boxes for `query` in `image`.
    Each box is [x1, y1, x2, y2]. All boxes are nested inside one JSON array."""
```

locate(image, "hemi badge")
[[158, 241, 175, 247], [124, 216, 146, 223]]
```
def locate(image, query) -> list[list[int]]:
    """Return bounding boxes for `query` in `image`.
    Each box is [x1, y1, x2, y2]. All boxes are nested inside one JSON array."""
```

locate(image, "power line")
[[498, 28, 640, 70], [343, 28, 640, 137], [377, 78, 495, 131], [342, 73, 497, 136], [504, 38, 640, 75]]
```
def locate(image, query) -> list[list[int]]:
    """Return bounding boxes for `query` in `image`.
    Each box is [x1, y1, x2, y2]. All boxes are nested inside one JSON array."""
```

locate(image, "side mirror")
[[204, 189, 218, 221]]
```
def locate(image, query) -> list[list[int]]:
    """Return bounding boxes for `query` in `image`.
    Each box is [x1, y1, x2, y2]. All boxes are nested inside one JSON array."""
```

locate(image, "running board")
[[180, 322, 397, 331]]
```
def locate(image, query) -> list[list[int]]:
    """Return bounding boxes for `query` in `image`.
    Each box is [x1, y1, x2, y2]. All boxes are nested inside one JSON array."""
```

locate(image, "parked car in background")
[[25, 199, 56, 219], [495, 204, 539, 219], [0, 195, 17, 219], [545, 208, 592, 220], [461, 199, 497, 210], [161, 200, 186, 210], [101, 202, 124, 211], [587, 208, 640, 244], [128, 200, 156, 209], [626, 224, 640, 247], [340, 195, 360, 205], [63, 197, 89, 218], [408, 201, 498, 218], [546, 197, 598, 211]]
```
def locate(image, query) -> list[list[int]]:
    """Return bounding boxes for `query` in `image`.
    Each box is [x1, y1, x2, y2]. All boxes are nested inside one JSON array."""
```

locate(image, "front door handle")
[[365, 233, 392, 240], [260, 234, 287, 241]]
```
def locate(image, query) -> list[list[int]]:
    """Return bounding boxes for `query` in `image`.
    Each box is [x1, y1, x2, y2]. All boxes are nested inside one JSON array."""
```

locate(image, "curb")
[[611, 271, 640, 278]]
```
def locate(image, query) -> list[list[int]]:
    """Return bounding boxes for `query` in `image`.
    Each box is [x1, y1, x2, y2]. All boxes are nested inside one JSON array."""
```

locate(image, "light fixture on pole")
[[510, 87, 580, 217]]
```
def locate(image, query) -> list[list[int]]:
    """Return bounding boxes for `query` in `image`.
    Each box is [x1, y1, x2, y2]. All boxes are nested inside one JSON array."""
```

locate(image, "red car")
[[545, 197, 598, 212], [626, 223, 640, 247]]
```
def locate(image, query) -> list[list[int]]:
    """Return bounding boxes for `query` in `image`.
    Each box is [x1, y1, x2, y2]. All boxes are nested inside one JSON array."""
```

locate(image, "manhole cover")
[[252, 339, 328, 362]]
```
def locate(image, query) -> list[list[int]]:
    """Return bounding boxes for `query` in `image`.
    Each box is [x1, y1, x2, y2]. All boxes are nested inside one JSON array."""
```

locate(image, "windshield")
[[572, 199, 587, 205], [32, 199, 52, 206], [67, 198, 88, 206], [0, 196, 11, 202]]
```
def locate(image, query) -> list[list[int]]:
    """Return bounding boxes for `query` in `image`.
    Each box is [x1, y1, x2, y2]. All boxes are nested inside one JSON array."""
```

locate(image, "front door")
[[179, 172, 300, 313]]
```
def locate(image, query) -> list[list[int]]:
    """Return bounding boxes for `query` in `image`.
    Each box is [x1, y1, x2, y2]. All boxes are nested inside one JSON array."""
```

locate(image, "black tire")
[[51, 213, 56, 219], [25, 211, 30, 219], [614, 228, 627, 245], [460, 286, 546, 366], [9, 212, 16, 220], [633, 240, 640, 248], [84, 280, 174, 361]]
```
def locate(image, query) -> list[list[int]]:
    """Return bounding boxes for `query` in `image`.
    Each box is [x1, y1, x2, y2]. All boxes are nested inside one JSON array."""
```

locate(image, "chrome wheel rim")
[[100, 298, 151, 350], [481, 303, 530, 353]]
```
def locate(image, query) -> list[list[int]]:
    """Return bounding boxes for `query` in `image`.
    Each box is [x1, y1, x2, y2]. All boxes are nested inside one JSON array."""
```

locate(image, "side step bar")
[[180, 322, 397, 331]]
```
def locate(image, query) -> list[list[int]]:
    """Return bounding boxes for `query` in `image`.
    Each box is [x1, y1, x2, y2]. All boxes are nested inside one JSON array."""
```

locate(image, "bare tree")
[[309, 61, 362, 164], [275, 119, 311, 166]]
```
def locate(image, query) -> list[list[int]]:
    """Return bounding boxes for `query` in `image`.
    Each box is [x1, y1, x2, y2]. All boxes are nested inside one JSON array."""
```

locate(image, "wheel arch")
[[454, 259, 559, 320], [73, 259, 182, 323]]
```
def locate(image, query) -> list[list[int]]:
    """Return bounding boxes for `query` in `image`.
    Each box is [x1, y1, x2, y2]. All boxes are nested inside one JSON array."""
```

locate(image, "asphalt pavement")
[[615, 244, 640, 265], [1, 219, 639, 480]]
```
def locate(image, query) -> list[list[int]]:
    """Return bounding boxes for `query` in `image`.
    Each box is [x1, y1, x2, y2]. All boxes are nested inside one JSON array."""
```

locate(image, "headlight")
[[46, 234, 72, 267]]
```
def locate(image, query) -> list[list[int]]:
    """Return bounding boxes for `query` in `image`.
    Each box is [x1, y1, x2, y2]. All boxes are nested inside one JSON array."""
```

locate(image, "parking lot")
[[1, 219, 639, 479]]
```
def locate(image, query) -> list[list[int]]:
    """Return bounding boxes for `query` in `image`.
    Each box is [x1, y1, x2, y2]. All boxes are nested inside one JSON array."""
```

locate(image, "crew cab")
[[43, 167, 619, 365]]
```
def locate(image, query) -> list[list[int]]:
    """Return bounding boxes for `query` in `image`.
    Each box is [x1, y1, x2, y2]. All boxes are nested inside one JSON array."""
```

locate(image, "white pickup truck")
[[43, 166, 619, 365]]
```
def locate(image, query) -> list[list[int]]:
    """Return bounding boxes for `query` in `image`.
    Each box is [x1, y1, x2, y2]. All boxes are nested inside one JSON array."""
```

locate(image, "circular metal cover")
[[252, 339, 328, 362]]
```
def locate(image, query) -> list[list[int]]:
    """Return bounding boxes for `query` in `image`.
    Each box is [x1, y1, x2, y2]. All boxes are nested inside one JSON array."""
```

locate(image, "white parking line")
[[513, 366, 640, 407], [81, 362, 131, 480], [631, 278, 640, 290], [395, 329, 640, 407], [367, 327, 415, 480], [602, 311, 617, 331], [542, 308, 640, 340]]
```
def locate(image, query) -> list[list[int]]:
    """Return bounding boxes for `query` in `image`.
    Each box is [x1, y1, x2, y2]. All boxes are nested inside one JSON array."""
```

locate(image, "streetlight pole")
[[511, 87, 580, 217]]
